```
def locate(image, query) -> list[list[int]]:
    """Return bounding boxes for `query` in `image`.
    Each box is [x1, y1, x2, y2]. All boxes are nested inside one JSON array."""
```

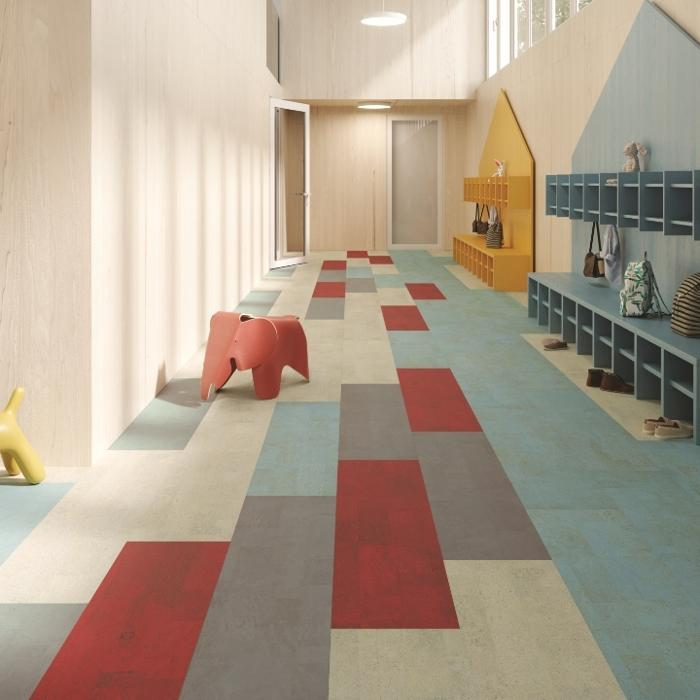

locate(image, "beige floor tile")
[[377, 287, 415, 306], [507, 291, 528, 307], [445, 560, 624, 699], [347, 258, 370, 268], [522, 333, 659, 441], [445, 264, 489, 290], [342, 338, 398, 384], [371, 264, 400, 275]]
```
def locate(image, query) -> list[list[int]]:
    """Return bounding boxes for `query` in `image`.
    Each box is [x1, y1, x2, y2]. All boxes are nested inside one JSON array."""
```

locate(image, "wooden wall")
[[0, 0, 92, 467], [280, 0, 485, 100], [91, 0, 281, 456], [309, 105, 471, 251], [465, 0, 700, 274]]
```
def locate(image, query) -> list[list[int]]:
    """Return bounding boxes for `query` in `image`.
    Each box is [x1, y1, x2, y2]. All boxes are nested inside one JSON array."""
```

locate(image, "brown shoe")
[[543, 338, 568, 351], [600, 372, 634, 394], [586, 369, 605, 387]]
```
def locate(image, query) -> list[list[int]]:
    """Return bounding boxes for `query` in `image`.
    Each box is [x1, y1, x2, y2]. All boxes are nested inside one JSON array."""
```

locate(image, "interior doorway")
[[270, 98, 310, 268], [388, 117, 442, 248]]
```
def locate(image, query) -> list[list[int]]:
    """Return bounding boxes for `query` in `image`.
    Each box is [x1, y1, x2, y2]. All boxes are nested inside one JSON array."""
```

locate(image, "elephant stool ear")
[[233, 317, 278, 370]]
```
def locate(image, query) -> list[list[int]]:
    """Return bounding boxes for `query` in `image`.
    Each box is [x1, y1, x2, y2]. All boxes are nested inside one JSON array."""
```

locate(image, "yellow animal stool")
[[0, 388, 45, 485]]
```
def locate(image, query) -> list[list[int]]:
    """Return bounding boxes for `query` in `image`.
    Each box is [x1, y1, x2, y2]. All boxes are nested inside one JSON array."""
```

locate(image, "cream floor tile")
[[344, 292, 382, 316], [329, 629, 469, 700], [507, 291, 528, 308], [307, 250, 346, 261], [522, 333, 659, 441], [343, 316, 388, 342], [268, 289, 313, 316], [377, 286, 415, 306], [371, 264, 399, 275], [445, 264, 488, 290], [347, 258, 370, 268], [330, 561, 623, 700], [445, 560, 624, 699], [428, 248, 453, 257], [342, 338, 398, 384]]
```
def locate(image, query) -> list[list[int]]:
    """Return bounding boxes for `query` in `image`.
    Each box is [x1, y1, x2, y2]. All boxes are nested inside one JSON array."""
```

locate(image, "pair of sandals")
[[643, 417, 693, 440]]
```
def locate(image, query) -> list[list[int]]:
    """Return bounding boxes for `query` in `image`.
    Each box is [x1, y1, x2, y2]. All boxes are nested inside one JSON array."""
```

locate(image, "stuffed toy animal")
[[637, 143, 650, 171], [492, 160, 506, 177], [622, 142, 639, 172]]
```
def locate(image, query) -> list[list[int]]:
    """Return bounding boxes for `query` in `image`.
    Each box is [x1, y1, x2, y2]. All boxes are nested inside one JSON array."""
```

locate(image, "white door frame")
[[386, 114, 444, 250], [269, 98, 310, 269]]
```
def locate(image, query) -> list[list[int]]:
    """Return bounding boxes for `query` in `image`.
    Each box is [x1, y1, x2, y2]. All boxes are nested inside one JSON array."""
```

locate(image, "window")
[[487, 0, 595, 77]]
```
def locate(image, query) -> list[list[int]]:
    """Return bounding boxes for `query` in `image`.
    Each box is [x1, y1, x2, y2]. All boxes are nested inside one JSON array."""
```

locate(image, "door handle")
[[294, 192, 310, 198]]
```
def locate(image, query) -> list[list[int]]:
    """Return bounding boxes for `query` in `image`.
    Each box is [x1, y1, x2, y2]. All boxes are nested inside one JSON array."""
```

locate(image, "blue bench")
[[528, 272, 700, 445]]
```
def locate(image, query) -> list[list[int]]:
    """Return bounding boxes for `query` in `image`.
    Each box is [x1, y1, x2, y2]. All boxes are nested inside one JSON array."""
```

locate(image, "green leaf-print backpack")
[[619, 252, 670, 318]]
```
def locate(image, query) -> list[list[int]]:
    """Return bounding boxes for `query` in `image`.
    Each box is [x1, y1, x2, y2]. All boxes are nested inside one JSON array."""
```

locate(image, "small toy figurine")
[[492, 159, 506, 177], [622, 142, 639, 172]]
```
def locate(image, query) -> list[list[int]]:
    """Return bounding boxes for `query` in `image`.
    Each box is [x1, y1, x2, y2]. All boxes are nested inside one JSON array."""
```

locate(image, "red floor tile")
[[405, 282, 446, 300], [369, 255, 393, 264], [347, 250, 368, 258], [31, 542, 227, 700], [332, 460, 459, 629], [322, 260, 347, 270], [313, 281, 346, 298], [381, 305, 429, 331], [398, 368, 482, 432]]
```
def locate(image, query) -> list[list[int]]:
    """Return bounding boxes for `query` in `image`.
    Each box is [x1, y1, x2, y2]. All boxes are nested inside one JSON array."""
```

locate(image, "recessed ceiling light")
[[357, 102, 392, 110], [361, 10, 407, 27]]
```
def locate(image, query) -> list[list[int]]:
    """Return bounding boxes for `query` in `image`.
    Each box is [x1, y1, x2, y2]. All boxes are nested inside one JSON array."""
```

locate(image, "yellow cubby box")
[[455, 90, 534, 292]]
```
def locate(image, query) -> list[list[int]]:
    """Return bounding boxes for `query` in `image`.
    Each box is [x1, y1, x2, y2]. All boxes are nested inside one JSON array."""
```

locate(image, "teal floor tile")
[[235, 290, 281, 316], [110, 378, 212, 450], [0, 484, 73, 564], [247, 402, 340, 496]]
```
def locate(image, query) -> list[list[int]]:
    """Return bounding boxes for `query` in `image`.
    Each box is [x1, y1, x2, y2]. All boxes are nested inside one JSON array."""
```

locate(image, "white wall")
[[91, 0, 281, 456], [0, 0, 92, 467], [279, 0, 485, 100]]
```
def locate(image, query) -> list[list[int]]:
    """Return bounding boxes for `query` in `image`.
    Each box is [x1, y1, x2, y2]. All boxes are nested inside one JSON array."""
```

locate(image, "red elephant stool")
[[200, 312, 309, 400]]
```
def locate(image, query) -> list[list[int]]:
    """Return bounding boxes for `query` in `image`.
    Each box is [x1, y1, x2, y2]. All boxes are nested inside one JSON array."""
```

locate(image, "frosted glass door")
[[391, 120, 438, 246]]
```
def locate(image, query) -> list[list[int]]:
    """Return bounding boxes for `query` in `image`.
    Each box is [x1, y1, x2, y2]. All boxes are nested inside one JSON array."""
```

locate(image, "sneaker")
[[586, 369, 605, 387], [543, 338, 568, 351], [600, 372, 634, 394], [654, 421, 693, 440], [642, 417, 673, 435]]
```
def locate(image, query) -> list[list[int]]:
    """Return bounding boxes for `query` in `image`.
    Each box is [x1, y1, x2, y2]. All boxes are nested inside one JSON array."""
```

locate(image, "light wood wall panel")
[[309, 105, 470, 251], [280, 0, 485, 100], [0, 0, 92, 467], [91, 0, 281, 456], [465, 0, 700, 274]]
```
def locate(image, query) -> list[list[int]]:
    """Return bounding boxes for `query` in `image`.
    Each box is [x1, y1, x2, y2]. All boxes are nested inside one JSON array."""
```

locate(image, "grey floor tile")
[[110, 378, 213, 450], [415, 433, 550, 560], [306, 298, 345, 320], [0, 604, 84, 699], [181, 496, 335, 700], [318, 270, 347, 282], [339, 384, 416, 460], [345, 278, 377, 293]]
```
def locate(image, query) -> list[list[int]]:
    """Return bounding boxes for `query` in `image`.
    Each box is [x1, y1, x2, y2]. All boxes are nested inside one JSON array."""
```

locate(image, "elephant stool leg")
[[2, 452, 21, 476], [251, 362, 284, 400]]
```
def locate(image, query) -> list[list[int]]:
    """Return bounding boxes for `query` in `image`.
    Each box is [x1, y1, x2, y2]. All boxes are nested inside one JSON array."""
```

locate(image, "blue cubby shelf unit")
[[545, 171, 700, 241], [528, 273, 700, 446]]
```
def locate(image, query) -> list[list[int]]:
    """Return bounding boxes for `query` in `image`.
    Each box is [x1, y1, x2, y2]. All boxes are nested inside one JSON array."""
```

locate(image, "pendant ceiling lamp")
[[361, 0, 407, 27]]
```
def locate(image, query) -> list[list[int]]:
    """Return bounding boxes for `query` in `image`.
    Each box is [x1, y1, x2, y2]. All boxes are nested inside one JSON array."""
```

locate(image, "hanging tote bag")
[[485, 206, 503, 248], [671, 272, 700, 337], [475, 204, 489, 235], [583, 220, 605, 278], [472, 203, 482, 233], [619, 252, 671, 318]]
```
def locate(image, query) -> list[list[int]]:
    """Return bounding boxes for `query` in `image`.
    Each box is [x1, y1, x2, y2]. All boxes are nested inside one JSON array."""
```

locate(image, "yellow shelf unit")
[[463, 176, 531, 210], [454, 90, 534, 292], [453, 234, 531, 292]]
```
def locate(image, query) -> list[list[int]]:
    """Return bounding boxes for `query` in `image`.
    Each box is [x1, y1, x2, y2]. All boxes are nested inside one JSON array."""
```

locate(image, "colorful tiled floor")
[[1, 250, 699, 698]]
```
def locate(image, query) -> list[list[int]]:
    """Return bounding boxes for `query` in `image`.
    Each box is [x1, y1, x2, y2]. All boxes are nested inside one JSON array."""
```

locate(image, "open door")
[[270, 99, 310, 269]]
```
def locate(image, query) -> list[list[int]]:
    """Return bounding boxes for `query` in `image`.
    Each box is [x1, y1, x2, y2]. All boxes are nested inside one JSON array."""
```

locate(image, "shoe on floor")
[[586, 368, 605, 387], [643, 416, 673, 435], [654, 420, 693, 440], [543, 338, 568, 351], [600, 371, 634, 394]]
